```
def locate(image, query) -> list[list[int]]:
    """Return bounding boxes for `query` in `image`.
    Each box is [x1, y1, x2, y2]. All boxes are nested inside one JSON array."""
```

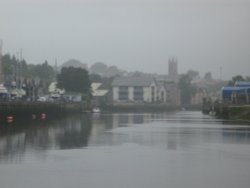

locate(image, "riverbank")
[[0, 102, 85, 123], [227, 105, 250, 121], [103, 104, 180, 112], [215, 104, 250, 121]]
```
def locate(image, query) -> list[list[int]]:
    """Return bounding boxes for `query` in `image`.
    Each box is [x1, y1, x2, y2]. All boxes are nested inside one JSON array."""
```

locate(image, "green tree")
[[2, 54, 13, 75], [29, 60, 56, 81], [89, 73, 102, 83], [57, 67, 91, 95], [245, 76, 250, 81], [89, 62, 108, 75], [186, 70, 199, 80], [179, 74, 195, 105], [204, 72, 212, 81], [228, 75, 245, 86]]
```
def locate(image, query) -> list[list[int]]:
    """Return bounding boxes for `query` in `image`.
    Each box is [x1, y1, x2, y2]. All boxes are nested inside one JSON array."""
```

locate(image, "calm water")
[[0, 111, 250, 188]]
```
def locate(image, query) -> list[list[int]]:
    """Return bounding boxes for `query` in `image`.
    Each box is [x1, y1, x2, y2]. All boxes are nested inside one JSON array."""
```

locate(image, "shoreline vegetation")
[[213, 103, 250, 122]]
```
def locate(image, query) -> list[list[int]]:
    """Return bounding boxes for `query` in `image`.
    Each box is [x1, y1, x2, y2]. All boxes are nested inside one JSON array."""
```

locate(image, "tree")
[[228, 75, 245, 86], [89, 62, 108, 75], [2, 54, 13, 75], [186, 70, 199, 80], [30, 60, 56, 82], [179, 74, 195, 105], [57, 67, 91, 95], [204, 72, 212, 81], [245, 76, 250, 81], [89, 74, 102, 83]]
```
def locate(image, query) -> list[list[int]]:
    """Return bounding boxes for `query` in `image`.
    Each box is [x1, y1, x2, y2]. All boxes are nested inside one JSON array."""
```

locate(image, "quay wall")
[[0, 102, 84, 118]]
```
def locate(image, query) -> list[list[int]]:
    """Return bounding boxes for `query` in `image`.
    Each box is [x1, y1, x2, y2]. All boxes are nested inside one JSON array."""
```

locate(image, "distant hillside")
[[61, 59, 88, 70], [89, 62, 126, 77]]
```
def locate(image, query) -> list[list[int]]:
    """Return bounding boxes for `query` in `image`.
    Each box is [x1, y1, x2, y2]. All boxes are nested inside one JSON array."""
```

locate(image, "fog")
[[0, 0, 250, 79]]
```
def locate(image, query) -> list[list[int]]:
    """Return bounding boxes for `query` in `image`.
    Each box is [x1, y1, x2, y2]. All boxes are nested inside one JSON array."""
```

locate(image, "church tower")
[[168, 57, 178, 82]]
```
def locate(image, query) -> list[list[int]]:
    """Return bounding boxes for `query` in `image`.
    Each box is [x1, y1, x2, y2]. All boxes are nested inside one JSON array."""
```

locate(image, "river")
[[0, 111, 249, 188]]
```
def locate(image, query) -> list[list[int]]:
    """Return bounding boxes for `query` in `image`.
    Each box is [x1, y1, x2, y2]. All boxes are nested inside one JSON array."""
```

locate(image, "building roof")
[[92, 90, 108, 97], [221, 86, 249, 98], [235, 81, 250, 87], [112, 76, 155, 87], [91, 82, 108, 97], [91, 83, 102, 91]]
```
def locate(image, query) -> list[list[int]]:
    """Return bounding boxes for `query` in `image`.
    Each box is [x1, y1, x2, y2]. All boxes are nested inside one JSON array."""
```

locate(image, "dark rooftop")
[[112, 76, 155, 87]]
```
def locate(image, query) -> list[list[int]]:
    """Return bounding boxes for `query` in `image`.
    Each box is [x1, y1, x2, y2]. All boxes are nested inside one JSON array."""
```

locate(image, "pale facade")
[[112, 76, 157, 103], [191, 88, 208, 105], [156, 82, 181, 106]]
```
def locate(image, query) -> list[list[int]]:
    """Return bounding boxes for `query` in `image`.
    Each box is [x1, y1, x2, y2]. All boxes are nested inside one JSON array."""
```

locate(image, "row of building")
[[111, 76, 180, 105], [92, 75, 207, 107]]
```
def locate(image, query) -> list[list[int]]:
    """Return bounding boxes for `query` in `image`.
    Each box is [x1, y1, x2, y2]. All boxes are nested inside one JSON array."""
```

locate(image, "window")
[[134, 86, 143, 101], [119, 86, 128, 100]]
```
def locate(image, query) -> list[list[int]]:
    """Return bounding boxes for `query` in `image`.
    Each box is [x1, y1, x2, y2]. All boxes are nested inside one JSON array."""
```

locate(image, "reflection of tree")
[[179, 74, 195, 105], [0, 133, 26, 162], [0, 114, 92, 162], [56, 116, 92, 149], [24, 125, 50, 150]]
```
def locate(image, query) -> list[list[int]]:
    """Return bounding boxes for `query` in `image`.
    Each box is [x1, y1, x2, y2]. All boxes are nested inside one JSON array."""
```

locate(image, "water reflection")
[[0, 112, 250, 162], [0, 114, 92, 162]]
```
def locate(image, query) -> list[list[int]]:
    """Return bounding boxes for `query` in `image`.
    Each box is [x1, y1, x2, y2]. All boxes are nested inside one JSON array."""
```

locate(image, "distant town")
[[0, 43, 250, 115]]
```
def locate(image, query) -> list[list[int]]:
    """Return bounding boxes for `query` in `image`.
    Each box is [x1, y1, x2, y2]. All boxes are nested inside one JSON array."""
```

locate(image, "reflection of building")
[[112, 76, 157, 103]]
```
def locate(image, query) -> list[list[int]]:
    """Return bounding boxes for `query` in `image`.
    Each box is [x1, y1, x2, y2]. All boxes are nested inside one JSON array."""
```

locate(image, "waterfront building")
[[234, 81, 250, 87], [91, 82, 109, 106], [191, 87, 208, 105], [165, 82, 181, 105], [156, 81, 180, 105], [112, 76, 157, 103], [221, 86, 250, 104]]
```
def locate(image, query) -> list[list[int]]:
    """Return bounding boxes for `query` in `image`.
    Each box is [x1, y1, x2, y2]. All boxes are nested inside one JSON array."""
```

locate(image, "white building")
[[191, 87, 208, 105], [91, 83, 109, 106], [156, 81, 181, 105], [112, 76, 157, 103]]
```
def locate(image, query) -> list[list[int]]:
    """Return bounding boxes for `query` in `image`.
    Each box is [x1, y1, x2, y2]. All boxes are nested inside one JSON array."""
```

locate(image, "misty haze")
[[0, 1, 250, 188], [0, 0, 250, 79]]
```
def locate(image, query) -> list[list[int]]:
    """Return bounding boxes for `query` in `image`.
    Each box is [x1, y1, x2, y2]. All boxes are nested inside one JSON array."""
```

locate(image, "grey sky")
[[0, 0, 250, 79]]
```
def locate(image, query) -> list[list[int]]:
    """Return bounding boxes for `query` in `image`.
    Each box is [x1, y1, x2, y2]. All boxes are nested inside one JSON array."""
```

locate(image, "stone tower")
[[168, 57, 178, 82]]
